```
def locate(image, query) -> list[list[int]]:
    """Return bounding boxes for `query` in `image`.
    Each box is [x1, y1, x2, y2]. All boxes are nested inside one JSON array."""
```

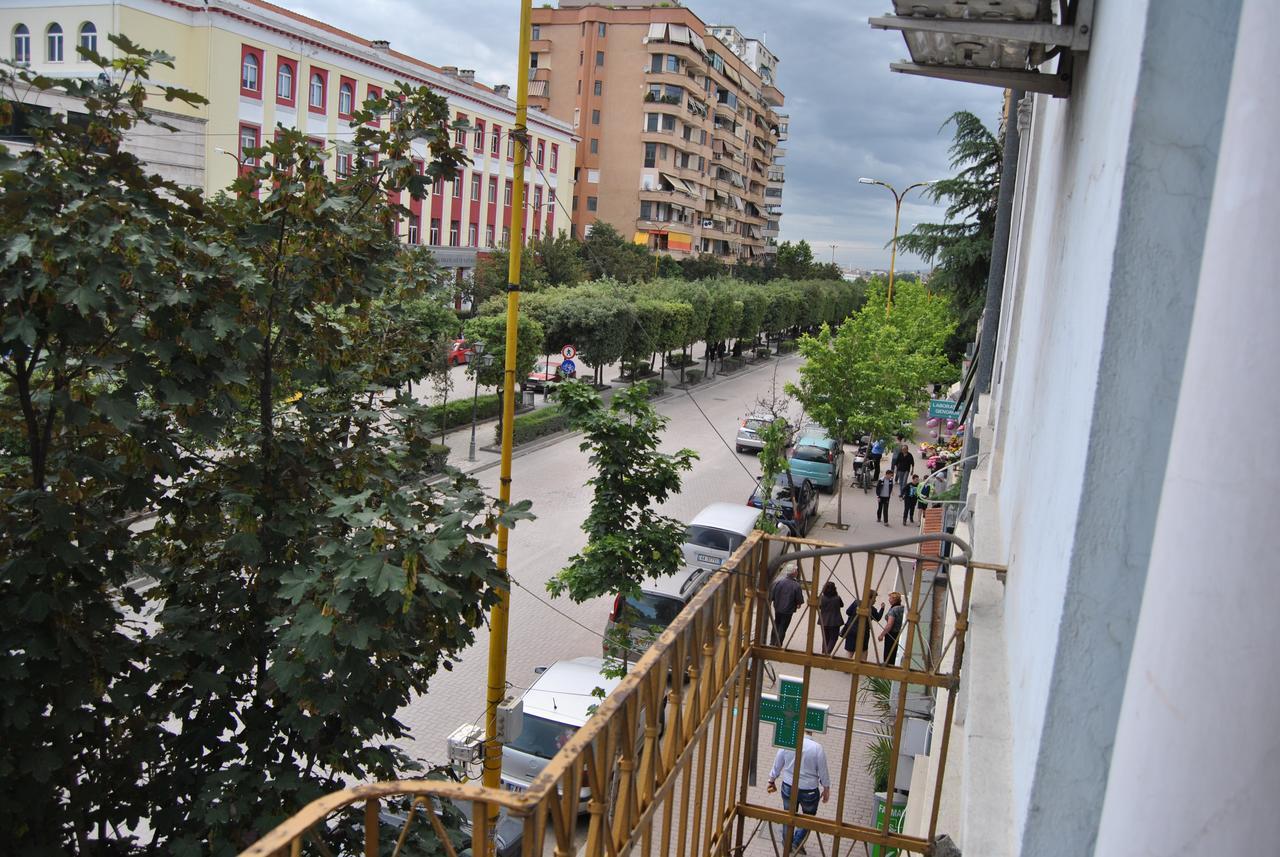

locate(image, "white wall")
[[1093, 0, 1280, 850]]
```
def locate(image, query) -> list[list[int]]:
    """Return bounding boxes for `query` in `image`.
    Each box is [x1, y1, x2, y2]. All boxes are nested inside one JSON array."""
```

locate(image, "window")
[[238, 123, 260, 168], [577, 80, 582, 95], [365, 84, 382, 123], [276, 59, 295, 104], [550, 144, 559, 172], [536, 140, 545, 167], [586, 196, 598, 212], [529, 53, 538, 69], [644, 142, 657, 168], [430, 218, 441, 245], [486, 224, 495, 247], [336, 151, 353, 176], [502, 226, 510, 247], [433, 176, 443, 196], [646, 114, 659, 132], [473, 120, 484, 152], [13, 25, 30, 63], [470, 174, 481, 201], [666, 55, 679, 73], [240, 47, 261, 95], [640, 200, 652, 220], [452, 174, 462, 198], [506, 136, 514, 160], [468, 223, 478, 246], [309, 71, 327, 112], [454, 114, 467, 146], [449, 220, 460, 246], [548, 189, 556, 207], [490, 124, 501, 156], [595, 50, 604, 67], [591, 109, 600, 125], [488, 176, 498, 204], [598, 22, 607, 37], [579, 50, 583, 66], [338, 79, 355, 118], [531, 24, 541, 40], [589, 138, 598, 154], [593, 80, 602, 96], [650, 54, 663, 73], [504, 180, 513, 206], [46, 23, 62, 62], [533, 186, 542, 210], [408, 217, 420, 245], [78, 22, 96, 53]]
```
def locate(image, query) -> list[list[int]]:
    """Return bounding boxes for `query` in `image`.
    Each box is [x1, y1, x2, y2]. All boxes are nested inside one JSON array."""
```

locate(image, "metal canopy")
[[871, 0, 1093, 98]]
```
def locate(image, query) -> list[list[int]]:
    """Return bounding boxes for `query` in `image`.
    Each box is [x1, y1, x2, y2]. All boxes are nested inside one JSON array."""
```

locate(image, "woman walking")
[[818, 581, 844, 655], [841, 591, 883, 660]]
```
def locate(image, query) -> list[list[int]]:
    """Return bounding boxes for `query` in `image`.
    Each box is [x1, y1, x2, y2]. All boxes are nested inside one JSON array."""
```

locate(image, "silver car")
[[736, 412, 790, 453], [603, 565, 716, 659]]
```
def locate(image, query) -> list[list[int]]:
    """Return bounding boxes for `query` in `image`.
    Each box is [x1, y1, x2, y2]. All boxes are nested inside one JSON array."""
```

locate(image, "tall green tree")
[[546, 381, 697, 602], [774, 240, 817, 279], [579, 222, 654, 283], [530, 230, 586, 287], [895, 110, 1002, 358]]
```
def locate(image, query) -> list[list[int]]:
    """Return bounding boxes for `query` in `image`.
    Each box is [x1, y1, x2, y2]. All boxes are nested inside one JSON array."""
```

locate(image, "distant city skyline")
[[293, 0, 1001, 269]]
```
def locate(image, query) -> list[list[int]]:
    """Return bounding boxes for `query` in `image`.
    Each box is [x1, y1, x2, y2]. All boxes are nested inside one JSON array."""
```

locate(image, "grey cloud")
[[298, 0, 1002, 270]]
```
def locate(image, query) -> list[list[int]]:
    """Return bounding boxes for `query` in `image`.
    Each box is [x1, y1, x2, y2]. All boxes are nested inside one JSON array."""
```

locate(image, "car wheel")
[[736, 444, 745, 453]]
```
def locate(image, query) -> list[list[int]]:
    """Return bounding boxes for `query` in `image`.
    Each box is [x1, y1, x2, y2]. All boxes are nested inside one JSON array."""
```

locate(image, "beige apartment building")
[[528, 0, 785, 265]]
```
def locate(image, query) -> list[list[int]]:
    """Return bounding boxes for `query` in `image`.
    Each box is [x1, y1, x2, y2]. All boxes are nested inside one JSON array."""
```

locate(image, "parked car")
[[604, 564, 716, 659], [748, 471, 819, 536], [447, 338, 473, 366], [500, 657, 623, 810], [735, 412, 790, 453], [789, 433, 843, 493], [681, 502, 762, 571], [526, 358, 576, 392]]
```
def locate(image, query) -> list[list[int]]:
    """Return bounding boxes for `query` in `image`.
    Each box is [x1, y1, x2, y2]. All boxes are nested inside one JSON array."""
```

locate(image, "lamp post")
[[858, 177, 935, 315], [467, 343, 491, 462]]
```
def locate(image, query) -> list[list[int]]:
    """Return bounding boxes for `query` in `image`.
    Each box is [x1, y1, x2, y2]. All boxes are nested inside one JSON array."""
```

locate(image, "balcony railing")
[[241, 530, 993, 857]]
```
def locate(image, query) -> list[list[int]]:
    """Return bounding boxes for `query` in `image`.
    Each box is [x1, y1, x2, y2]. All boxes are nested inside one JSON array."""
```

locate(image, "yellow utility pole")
[[482, 0, 532, 845], [857, 177, 934, 315]]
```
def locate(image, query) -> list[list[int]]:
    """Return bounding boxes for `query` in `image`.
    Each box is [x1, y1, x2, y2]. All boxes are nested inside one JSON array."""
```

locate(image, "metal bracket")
[[889, 62, 1071, 98], [869, 15, 1090, 52]]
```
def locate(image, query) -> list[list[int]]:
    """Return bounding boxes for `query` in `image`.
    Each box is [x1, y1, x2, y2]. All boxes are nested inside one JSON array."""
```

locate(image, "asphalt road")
[[396, 354, 812, 766]]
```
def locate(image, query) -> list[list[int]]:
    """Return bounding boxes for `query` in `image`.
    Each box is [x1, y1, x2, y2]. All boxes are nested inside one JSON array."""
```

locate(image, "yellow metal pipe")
[[482, 0, 533, 850]]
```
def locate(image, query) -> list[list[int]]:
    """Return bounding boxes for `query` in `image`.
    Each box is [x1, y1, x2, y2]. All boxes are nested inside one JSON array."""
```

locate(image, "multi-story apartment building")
[[0, 0, 577, 281], [706, 24, 785, 257], [528, 0, 784, 266]]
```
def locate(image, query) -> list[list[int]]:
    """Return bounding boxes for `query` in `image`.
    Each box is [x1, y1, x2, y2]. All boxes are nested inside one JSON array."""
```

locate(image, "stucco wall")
[[1093, 0, 1280, 851]]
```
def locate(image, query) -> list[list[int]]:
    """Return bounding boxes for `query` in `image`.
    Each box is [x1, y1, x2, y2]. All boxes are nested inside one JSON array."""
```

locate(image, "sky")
[[296, 0, 1003, 271]]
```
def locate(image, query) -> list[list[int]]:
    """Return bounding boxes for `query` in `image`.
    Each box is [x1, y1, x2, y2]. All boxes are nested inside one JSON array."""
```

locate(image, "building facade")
[[0, 0, 577, 280], [528, 0, 783, 265]]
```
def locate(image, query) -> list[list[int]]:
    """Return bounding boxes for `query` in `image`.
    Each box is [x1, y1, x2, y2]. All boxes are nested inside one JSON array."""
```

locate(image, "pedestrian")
[[767, 732, 830, 853], [770, 565, 805, 647], [902, 474, 920, 525], [916, 480, 933, 513], [879, 591, 905, 666], [891, 443, 915, 493], [869, 437, 885, 480], [841, 590, 882, 659], [874, 472, 895, 525], [818, 581, 844, 655]]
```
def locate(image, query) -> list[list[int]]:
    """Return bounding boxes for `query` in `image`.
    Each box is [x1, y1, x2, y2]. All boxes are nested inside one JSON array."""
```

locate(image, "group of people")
[[863, 436, 931, 527], [769, 567, 906, 666]]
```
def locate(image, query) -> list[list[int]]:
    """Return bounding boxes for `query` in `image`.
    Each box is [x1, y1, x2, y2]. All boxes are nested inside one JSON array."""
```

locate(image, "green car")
[[788, 433, 843, 493]]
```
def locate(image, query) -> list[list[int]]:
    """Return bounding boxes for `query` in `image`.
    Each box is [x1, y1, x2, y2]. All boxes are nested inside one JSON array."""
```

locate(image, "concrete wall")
[[974, 0, 1244, 851], [1093, 0, 1280, 851]]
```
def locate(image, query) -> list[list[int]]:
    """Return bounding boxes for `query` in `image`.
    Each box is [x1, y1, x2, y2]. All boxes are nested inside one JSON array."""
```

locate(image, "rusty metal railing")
[[241, 531, 988, 857]]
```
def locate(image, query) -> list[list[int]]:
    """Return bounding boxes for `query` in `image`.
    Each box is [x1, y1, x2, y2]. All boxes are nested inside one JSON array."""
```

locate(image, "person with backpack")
[[902, 474, 920, 525]]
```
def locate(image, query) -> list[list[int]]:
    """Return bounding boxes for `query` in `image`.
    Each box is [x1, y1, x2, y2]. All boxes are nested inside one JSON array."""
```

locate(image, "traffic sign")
[[561, 344, 576, 360], [559, 358, 577, 377], [928, 398, 960, 419]]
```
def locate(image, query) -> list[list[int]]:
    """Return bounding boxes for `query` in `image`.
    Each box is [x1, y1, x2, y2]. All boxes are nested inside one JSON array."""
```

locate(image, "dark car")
[[747, 471, 819, 536]]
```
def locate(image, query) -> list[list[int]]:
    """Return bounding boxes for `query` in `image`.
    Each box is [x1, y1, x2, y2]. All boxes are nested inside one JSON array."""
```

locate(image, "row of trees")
[[464, 277, 866, 387], [470, 224, 845, 308], [1, 42, 525, 853]]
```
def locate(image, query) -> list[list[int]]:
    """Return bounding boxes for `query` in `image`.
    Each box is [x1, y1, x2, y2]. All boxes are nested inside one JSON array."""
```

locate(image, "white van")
[[681, 502, 762, 571], [500, 657, 623, 806]]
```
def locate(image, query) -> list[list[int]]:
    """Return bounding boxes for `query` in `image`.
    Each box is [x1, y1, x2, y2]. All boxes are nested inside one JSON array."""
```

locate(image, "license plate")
[[503, 781, 526, 794], [696, 553, 723, 566]]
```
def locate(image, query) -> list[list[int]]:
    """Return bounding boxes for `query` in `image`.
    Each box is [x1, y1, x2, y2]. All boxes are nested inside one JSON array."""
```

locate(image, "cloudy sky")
[[297, 0, 1003, 271]]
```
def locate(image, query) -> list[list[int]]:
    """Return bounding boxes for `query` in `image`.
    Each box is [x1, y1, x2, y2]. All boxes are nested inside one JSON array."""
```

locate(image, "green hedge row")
[[684, 369, 703, 384], [635, 379, 666, 398], [425, 393, 501, 433], [424, 443, 449, 473], [496, 405, 571, 446]]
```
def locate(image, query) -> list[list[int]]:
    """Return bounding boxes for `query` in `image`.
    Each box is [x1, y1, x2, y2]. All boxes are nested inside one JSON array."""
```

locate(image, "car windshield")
[[792, 445, 829, 463], [753, 480, 795, 507], [620, 593, 686, 629], [685, 525, 745, 553], [743, 419, 765, 431], [532, 361, 554, 374], [507, 713, 577, 760]]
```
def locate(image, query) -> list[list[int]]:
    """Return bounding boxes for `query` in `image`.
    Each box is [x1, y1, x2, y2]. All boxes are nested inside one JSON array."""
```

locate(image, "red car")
[[447, 338, 473, 366], [526, 359, 576, 392]]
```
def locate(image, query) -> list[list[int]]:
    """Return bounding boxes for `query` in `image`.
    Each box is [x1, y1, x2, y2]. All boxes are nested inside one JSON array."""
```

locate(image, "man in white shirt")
[[767, 732, 830, 852]]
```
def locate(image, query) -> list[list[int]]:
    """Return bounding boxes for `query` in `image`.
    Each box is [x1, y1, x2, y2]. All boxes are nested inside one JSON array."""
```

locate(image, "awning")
[[633, 231, 650, 245], [669, 24, 691, 45], [690, 32, 707, 54], [668, 231, 693, 252], [647, 22, 667, 41], [660, 172, 696, 197]]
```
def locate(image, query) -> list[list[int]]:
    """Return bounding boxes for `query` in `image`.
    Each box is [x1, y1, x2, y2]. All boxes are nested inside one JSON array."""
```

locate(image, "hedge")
[[424, 443, 449, 473], [776, 340, 799, 354], [667, 353, 696, 368], [721, 356, 743, 372], [754, 347, 772, 359], [684, 369, 703, 385], [635, 379, 666, 398], [495, 404, 571, 446], [425, 393, 501, 434]]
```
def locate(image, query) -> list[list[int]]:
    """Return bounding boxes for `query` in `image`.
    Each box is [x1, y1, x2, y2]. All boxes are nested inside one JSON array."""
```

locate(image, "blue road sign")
[[559, 358, 577, 377]]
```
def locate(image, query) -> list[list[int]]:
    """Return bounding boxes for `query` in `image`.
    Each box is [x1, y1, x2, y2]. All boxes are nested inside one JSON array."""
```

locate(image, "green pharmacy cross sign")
[[759, 675, 829, 749]]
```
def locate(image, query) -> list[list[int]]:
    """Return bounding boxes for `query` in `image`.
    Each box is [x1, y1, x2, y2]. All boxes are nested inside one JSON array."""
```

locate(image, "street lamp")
[[467, 342, 492, 462], [858, 177, 936, 315]]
